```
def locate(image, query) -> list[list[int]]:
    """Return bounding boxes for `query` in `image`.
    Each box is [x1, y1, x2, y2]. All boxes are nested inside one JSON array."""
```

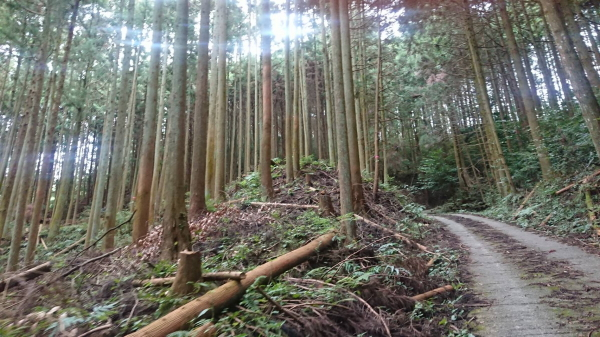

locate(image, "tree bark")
[[497, 0, 552, 179], [462, 0, 514, 196], [260, 0, 274, 199], [213, 0, 228, 201], [189, 0, 211, 219], [127, 233, 335, 337], [558, 0, 600, 89], [6, 0, 53, 271], [338, 0, 364, 212], [26, 0, 81, 264], [161, 0, 192, 260], [132, 0, 163, 241], [103, 0, 136, 250], [329, 0, 356, 240], [540, 0, 600, 160], [171, 250, 203, 295]]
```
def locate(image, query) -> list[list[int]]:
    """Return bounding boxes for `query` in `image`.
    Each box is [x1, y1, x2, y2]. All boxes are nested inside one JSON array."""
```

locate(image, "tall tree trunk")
[[119, 50, 141, 211], [541, 10, 574, 110], [319, 0, 336, 166], [213, 0, 228, 201], [27, 0, 80, 261], [462, 0, 514, 196], [329, 0, 356, 240], [284, 0, 293, 182], [558, 0, 600, 88], [103, 0, 136, 250], [6, 0, 53, 271], [85, 49, 119, 247], [292, 0, 301, 175], [260, 0, 274, 199], [522, 1, 559, 110], [540, 0, 600, 160], [373, 17, 382, 199], [246, 37, 253, 174], [48, 106, 83, 240], [189, 0, 211, 219], [161, 0, 191, 260], [149, 44, 169, 224], [338, 0, 364, 212], [497, 0, 552, 179], [132, 0, 163, 241]]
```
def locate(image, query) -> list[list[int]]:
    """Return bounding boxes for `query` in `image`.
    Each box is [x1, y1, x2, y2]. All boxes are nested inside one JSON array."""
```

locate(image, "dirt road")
[[432, 214, 600, 337]]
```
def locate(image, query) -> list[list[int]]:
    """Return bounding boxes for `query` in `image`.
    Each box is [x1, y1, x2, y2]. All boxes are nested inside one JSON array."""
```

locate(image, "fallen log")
[[556, 169, 600, 195], [126, 232, 335, 337], [540, 213, 553, 227], [0, 261, 52, 291], [222, 197, 248, 205], [132, 272, 246, 287], [513, 184, 539, 219], [202, 271, 246, 281], [249, 202, 319, 209], [355, 215, 430, 253], [55, 237, 85, 256], [411, 285, 454, 301]]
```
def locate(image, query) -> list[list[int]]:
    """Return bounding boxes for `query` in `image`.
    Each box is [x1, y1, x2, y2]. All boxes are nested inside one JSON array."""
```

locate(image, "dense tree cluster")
[[1, 0, 600, 269]]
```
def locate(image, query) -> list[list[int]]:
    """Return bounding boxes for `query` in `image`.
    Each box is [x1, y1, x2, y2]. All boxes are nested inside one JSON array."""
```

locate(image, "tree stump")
[[318, 192, 335, 217], [171, 250, 202, 295], [305, 173, 312, 186]]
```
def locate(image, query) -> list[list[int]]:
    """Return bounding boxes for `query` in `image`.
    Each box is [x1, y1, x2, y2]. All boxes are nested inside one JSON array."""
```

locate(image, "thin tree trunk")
[[161, 0, 191, 260], [6, 1, 52, 271], [260, 0, 274, 199], [329, 0, 356, 240], [463, 0, 514, 196], [373, 17, 382, 199], [558, 0, 600, 88], [213, 0, 228, 201], [338, 0, 364, 212], [284, 0, 293, 182], [132, 0, 163, 241], [189, 0, 211, 219], [103, 0, 136, 250], [498, 0, 552, 179], [149, 43, 168, 223], [540, 0, 600, 160], [319, 0, 335, 166]]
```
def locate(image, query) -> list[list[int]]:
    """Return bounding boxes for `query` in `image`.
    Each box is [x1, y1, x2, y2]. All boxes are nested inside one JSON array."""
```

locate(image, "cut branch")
[[126, 232, 335, 337], [513, 184, 539, 219], [556, 170, 600, 195], [355, 215, 430, 253], [249, 202, 319, 209], [411, 285, 454, 301], [132, 272, 246, 287]]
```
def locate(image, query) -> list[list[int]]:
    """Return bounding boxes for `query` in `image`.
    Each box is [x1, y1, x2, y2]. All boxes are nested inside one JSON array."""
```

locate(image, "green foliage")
[[152, 260, 178, 278], [481, 177, 593, 237], [232, 171, 261, 200], [417, 148, 458, 193]]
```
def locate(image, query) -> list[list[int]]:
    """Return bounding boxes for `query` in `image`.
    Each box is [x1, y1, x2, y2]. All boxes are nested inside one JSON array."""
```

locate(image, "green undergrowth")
[[445, 170, 600, 244], [1, 159, 473, 336]]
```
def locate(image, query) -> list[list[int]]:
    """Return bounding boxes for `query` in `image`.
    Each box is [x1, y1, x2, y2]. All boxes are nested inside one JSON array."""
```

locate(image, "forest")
[[2, 0, 600, 335]]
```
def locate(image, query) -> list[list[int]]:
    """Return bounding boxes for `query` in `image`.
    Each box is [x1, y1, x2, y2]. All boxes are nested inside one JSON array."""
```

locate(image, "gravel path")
[[432, 214, 600, 337]]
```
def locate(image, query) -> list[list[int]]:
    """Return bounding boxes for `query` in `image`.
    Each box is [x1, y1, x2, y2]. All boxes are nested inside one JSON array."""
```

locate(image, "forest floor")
[[0, 162, 477, 336], [432, 214, 600, 337]]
